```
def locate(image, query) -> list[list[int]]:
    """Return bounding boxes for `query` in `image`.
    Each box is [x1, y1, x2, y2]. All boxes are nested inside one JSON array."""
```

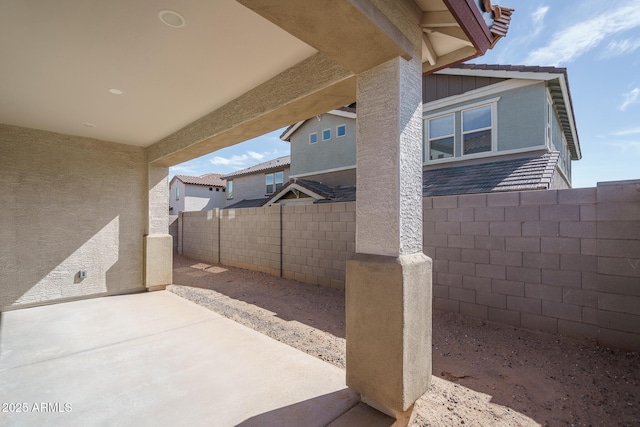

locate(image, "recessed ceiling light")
[[82, 122, 96, 128], [159, 10, 186, 28], [109, 88, 123, 95]]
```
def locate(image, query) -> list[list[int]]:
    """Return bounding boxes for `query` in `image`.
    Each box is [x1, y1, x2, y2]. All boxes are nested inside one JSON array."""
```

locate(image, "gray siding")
[[550, 103, 571, 182], [290, 114, 356, 176], [225, 167, 290, 206], [424, 82, 547, 160], [423, 74, 507, 103], [496, 83, 546, 151]]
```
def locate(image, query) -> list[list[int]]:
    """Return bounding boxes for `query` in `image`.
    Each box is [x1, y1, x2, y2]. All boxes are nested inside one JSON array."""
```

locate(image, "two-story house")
[[220, 155, 290, 208], [271, 64, 580, 205], [169, 173, 226, 213]]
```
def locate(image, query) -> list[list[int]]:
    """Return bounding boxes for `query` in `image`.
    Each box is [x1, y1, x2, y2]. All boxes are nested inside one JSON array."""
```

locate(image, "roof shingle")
[[174, 173, 225, 187], [221, 156, 290, 179], [422, 152, 560, 196]]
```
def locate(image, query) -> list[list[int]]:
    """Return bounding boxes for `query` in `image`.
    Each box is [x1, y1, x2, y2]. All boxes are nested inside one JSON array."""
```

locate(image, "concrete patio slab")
[[0, 291, 359, 426]]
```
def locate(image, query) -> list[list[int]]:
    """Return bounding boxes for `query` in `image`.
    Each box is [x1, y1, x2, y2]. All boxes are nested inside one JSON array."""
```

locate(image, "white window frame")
[[546, 91, 553, 149], [461, 103, 496, 157], [336, 124, 346, 138], [227, 180, 233, 199], [175, 187, 180, 200], [423, 97, 500, 164], [309, 132, 318, 144], [322, 128, 331, 141], [265, 171, 284, 194], [425, 113, 455, 162]]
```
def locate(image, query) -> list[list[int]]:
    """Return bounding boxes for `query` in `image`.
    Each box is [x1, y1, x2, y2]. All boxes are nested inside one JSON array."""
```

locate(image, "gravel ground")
[[169, 254, 640, 426]]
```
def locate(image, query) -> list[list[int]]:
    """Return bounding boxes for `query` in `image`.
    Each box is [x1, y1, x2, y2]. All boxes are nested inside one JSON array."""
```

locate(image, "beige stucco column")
[[144, 162, 172, 290], [345, 22, 432, 425]]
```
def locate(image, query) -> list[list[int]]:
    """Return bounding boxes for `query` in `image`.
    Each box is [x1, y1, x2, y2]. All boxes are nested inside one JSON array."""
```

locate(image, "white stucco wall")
[[184, 185, 227, 211], [0, 124, 147, 309]]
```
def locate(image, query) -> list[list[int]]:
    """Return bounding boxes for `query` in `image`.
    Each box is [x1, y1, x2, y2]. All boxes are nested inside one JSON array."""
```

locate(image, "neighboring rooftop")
[[254, 152, 561, 208], [224, 198, 269, 210], [172, 173, 225, 188], [221, 156, 290, 180], [422, 152, 560, 197], [280, 104, 357, 141], [449, 63, 566, 74]]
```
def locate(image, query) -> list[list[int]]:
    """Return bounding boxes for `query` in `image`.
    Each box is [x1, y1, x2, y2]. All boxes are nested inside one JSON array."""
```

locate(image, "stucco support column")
[[345, 27, 432, 425], [144, 163, 172, 290]]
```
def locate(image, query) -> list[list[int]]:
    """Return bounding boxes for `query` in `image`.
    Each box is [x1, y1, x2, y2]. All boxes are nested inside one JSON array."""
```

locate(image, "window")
[[546, 96, 553, 148], [337, 124, 346, 137], [427, 114, 454, 160], [309, 132, 318, 144], [227, 180, 233, 199], [322, 129, 331, 141], [175, 187, 180, 200], [265, 171, 284, 194], [462, 105, 492, 155], [209, 187, 213, 191]]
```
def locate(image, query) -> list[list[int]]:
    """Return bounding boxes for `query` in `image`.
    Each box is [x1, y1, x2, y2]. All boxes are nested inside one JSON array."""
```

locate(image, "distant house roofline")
[[280, 105, 356, 142], [170, 173, 226, 188], [256, 151, 561, 208], [220, 155, 291, 180]]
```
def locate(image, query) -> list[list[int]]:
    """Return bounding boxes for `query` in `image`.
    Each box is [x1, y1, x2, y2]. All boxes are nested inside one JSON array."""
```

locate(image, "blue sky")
[[170, 0, 640, 188]]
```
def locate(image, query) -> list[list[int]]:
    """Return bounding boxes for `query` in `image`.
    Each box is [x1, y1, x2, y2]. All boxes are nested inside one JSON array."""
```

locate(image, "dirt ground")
[[169, 254, 639, 426]]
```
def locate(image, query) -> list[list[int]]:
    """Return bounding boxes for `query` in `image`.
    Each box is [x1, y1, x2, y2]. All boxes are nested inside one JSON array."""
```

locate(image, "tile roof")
[[296, 179, 357, 203], [422, 152, 560, 196], [224, 198, 269, 209], [450, 63, 566, 74], [488, 5, 514, 43], [220, 156, 290, 179], [174, 173, 225, 187], [240, 152, 560, 208]]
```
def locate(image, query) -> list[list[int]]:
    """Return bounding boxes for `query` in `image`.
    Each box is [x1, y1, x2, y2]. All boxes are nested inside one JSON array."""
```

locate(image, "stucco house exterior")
[[220, 156, 290, 208], [275, 63, 579, 205], [1, 0, 515, 423], [169, 173, 226, 213]]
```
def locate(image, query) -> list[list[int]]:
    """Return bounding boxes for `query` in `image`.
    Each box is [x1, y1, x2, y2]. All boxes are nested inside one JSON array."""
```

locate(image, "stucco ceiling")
[[0, 0, 317, 146], [0, 0, 492, 149]]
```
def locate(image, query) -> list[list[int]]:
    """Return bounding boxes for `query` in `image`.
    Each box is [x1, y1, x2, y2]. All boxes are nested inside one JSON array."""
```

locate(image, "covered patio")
[[1, 291, 381, 426], [1, 1, 511, 424]]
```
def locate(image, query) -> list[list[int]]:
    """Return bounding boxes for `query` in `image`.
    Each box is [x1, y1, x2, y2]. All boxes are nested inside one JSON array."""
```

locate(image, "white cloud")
[[168, 164, 199, 175], [524, 4, 640, 65], [612, 126, 640, 136], [210, 154, 252, 167], [532, 6, 549, 26], [619, 88, 640, 111], [601, 38, 640, 58], [247, 151, 265, 160], [209, 148, 288, 170], [608, 140, 640, 151]]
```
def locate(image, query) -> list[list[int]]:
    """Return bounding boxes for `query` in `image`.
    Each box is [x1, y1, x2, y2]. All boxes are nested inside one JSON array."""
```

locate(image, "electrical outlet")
[[79, 270, 87, 279]]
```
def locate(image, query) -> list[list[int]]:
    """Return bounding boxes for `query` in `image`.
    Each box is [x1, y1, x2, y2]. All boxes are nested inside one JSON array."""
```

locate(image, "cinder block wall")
[[220, 206, 281, 276], [595, 181, 640, 349], [176, 180, 640, 350], [281, 203, 355, 288], [425, 180, 640, 351], [180, 210, 219, 262]]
